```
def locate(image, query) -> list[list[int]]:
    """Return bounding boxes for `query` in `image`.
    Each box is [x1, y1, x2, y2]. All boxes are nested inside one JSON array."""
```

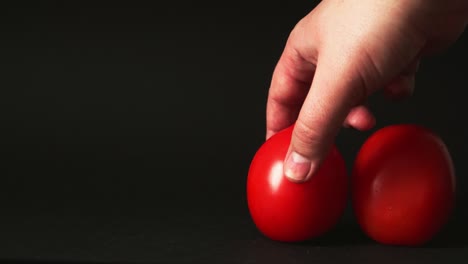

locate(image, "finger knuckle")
[[293, 120, 323, 152]]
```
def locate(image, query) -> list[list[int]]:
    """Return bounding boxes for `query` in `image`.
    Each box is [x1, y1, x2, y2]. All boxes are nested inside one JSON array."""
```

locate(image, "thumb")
[[283, 51, 373, 183]]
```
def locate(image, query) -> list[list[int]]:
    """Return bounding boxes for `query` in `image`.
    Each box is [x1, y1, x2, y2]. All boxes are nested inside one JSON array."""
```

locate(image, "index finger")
[[266, 41, 316, 139]]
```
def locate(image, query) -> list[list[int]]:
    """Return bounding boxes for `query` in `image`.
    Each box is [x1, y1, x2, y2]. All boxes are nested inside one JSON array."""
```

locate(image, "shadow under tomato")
[[293, 209, 468, 248], [293, 220, 374, 247], [424, 209, 468, 248]]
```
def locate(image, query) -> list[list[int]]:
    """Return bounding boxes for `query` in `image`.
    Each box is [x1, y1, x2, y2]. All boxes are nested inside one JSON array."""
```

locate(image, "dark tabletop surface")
[[0, 2, 467, 263]]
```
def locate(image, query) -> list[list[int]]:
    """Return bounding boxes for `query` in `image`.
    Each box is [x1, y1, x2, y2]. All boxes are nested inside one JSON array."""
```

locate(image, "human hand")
[[266, 0, 467, 182]]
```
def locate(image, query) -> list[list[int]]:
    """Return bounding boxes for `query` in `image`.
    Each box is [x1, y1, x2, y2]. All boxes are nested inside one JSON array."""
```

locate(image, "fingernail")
[[284, 151, 314, 182]]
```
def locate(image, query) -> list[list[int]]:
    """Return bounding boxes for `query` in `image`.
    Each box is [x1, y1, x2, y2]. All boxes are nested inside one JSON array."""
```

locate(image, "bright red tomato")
[[351, 124, 456, 246], [247, 125, 348, 242]]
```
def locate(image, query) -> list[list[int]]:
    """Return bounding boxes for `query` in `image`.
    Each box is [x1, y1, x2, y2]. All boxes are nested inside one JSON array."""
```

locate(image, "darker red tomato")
[[247, 125, 348, 242], [351, 124, 455, 246]]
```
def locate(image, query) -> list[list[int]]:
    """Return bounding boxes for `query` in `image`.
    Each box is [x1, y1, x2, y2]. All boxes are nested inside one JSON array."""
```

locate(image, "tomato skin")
[[351, 124, 455, 246], [247, 125, 348, 242]]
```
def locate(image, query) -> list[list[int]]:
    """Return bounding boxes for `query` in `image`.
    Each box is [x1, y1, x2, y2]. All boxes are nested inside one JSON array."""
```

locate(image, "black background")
[[0, 2, 466, 263]]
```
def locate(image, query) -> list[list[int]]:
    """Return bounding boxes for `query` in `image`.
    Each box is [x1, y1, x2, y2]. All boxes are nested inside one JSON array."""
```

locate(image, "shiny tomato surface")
[[352, 124, 456, 246], [247, 125, 348, 242]]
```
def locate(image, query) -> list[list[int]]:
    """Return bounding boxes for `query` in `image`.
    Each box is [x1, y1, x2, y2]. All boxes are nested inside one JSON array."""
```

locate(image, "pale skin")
[[266, 0, 468, 182]]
